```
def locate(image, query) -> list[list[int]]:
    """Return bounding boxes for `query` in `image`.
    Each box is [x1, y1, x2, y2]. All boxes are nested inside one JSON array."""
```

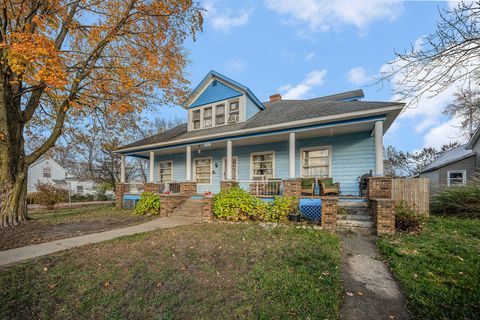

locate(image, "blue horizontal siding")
[[153, 131, 375, 195], [190, 80, 242, 109]]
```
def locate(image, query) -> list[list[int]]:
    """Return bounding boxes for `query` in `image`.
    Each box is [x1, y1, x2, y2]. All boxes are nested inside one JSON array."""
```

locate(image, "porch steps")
[[169, 198, 204, 221], [337, 199, 374, 234]]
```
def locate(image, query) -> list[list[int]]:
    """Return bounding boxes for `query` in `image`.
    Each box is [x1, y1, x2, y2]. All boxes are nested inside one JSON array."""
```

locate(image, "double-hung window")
[[43, 167, 51, 178], [251, 152, 274, 180], [302, 147, 331, 178], [228, 100, 240, 124], [76, 186, 84, 194], [194, 158, 212, 184], [158, 161, 173, 183], [216, 104, 225, 125], [192, 110, 201, 129], [203, 107, 212, 128], [447, 170, 466, 186]]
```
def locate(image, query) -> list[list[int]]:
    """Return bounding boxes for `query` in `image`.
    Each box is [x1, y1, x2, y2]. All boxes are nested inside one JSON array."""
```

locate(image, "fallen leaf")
[[357, 291, 364, 296], [43, 267, 48, 272], [346, 292, 354, 297], [104, 282, 110, 288], [49, 284, 57, 289]]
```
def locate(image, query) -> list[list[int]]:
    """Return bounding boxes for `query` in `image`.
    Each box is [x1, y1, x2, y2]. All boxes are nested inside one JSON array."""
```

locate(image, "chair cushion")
[[320, 178, 334, 186], [301, 178, 314, 188]]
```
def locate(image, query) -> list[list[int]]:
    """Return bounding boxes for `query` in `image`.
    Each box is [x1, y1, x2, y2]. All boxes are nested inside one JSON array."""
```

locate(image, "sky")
[[154, 0, 469, 152]]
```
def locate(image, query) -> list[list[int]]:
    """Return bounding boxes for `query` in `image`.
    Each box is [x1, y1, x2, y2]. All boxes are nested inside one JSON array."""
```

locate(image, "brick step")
[[337, 220, 373, 228], [337, 226, 376, 235], [338, 214, 372, 221], [340, 207, 370, 216], [339, 201, 368, 208]]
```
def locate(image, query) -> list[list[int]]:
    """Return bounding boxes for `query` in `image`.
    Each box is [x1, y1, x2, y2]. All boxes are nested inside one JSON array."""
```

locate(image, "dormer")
[[183, 71, 265, 131]]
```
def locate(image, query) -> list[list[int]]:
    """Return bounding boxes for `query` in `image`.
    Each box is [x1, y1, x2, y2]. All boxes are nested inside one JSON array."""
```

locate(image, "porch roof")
[[116, 97, 403, 155]]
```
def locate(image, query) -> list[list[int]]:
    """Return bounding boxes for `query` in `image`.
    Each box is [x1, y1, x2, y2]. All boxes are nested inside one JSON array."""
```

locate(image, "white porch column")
[[120, 155, 125, 183], [374, 120, 384, 175], [149, 151, 155, 182], [289, 132, 296, 178], [186, 145, 192, 181], [226, 140, 233, 180]]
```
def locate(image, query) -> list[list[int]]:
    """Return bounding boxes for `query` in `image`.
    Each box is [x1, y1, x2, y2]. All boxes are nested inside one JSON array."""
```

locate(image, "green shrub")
[[395, 201, 425, 232], [34, 182, 68, 209], [430, 180, 480, 217], [71, 194, 95, 202], [212, 187, 297, 222], [212, 187, 257, 221], [134, 192, 161, 215]]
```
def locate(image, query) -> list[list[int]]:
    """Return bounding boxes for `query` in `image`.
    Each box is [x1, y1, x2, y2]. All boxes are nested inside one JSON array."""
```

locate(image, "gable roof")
[[419, 146, 476, 173], [117, 93, 404, 153], [183, 70, 265, 110], [466, 125, 480, 149]]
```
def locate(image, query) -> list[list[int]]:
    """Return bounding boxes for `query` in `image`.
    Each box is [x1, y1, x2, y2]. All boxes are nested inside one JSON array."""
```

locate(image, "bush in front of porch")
[[133, 192, 161, 216], [212, 187, 297, 222]]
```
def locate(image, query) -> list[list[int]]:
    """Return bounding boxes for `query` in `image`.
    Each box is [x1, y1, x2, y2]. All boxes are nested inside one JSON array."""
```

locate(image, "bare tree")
[[444, 87, 480, 136]]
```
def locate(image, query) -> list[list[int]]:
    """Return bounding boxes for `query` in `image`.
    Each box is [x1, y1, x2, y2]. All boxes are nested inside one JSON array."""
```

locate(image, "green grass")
[[0, 223, 342, 319], [29, 205, 136, 222], [378, 216, 480, 319]]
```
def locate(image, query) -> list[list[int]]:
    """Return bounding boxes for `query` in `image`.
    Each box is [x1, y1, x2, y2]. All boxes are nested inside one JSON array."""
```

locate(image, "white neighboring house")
[[27, 156, 98, 196]]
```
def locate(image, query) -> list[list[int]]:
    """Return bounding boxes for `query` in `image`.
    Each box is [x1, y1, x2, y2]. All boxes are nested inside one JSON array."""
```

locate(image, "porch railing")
[[149, 182, 181, 194], [237, 179, 283, 196], [123, 183, 144, 194]]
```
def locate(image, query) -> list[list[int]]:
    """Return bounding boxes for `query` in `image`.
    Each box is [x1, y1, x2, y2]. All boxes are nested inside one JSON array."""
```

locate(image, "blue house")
[[115, 70, 404, 196]]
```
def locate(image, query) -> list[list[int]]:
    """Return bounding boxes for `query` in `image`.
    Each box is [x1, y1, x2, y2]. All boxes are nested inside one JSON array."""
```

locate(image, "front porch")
[[118, 119, 386, 197]]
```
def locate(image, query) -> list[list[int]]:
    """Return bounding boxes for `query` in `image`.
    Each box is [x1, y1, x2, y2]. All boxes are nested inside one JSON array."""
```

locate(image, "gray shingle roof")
[[419, 146, 476, 173], [118, 92, 403, 151]]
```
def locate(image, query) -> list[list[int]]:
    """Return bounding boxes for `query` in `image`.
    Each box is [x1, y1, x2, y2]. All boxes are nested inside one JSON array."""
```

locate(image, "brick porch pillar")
[[180, 181, 197, 196], [367, 177, 393, 199], [202, 197, 213, 221], [220, 180, 239, 192], [283, 179, 302, 197], [115, 183, 128, 209], [144, 183, 162, 193], [371, 199, 395, 235], [321, 196, 338, 231]]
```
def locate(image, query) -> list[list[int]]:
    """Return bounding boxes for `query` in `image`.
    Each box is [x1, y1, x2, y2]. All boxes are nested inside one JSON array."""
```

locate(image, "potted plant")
[[204, 191, 213, 198], [288, 202, 301, 222], [164, 190, 172, 196]]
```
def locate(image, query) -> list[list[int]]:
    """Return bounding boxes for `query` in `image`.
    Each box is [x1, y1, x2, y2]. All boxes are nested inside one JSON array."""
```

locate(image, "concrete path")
[[0, 217, 195, 267], [339, 232, 410, 320]]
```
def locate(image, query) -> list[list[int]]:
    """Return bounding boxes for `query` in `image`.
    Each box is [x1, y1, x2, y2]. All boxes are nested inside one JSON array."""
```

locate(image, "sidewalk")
[[0, 217, 195, 267], [339, 232, 410, 320]]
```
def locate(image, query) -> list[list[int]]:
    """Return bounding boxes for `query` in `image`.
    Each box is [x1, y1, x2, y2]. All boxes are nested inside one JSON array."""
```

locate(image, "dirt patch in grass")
[[378, 216, 480, 319], [0, 205, 154, 250], [0, 222, 341, 319]]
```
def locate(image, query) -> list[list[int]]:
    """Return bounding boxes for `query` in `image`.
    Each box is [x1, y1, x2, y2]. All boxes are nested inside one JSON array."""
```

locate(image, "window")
[[194, 158, 212, 184], [222, 157, 238, 180], [43, 167, 51, 178], [158, 161, 173, 183], [228, 100, 240, 124], [251, 152, 274, 180], [76, 186, 84, 194], [216, 104, 225, 125], [302, 147, 331, 178], [192, 110, 201, 129], [447, 170, 466, 186], [203, 107, 212, 128]]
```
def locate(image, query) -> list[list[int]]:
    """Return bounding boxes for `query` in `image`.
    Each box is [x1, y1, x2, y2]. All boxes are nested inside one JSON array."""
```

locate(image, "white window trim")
[[188, 97, 243, 131], [157, 160, 173, 183], [193, 156, 213, 185], [300, 145, 333, 178], [222, 156, 239, 181], [250, 151, 275, 180], [447, 170, 467, 186]]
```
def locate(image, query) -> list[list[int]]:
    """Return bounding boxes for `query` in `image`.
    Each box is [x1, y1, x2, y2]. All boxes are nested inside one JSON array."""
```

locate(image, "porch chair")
[[301, 178, 315, 196], [319, 178, 340, 196]]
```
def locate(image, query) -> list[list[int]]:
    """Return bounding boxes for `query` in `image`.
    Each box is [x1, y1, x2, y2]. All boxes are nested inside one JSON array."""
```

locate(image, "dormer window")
[[216, 104, 225, 125], [204, 107, 212, 128], [228, 100, 239, 124], [192, 110, 201, 129]]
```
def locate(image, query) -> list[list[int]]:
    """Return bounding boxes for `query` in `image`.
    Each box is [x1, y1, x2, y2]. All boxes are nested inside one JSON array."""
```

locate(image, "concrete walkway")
[[339, 232, 410, 320], [0, 217, 195, 267]]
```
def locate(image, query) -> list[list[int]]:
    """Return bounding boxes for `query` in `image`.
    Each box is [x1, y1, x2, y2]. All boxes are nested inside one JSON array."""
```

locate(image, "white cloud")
[[305, 51, 316, 60], [448, 0, 474, 10], [205, 1, 251, 33], [347, 66, 369, 85], [423, 117, 465, 149], [264, 0, 403, 32], [226, 58, 246, 73], [279, 69, 327, 99]]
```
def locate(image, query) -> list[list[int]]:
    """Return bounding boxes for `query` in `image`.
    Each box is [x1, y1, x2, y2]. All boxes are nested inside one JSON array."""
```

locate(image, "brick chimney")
[[269, 93, 282, 102]]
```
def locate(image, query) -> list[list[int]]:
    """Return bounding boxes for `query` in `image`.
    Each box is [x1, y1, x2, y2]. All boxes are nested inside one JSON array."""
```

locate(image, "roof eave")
[[418, 152, 477, 174]]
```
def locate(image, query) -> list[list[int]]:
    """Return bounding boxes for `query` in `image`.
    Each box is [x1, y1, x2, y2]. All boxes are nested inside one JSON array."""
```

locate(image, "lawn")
[[0, 205, 154, 250], [0, 223, 342, 319], [378, 216, 480, 320]]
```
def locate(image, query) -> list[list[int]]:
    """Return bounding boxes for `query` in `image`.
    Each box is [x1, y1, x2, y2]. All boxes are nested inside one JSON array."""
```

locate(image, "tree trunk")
[[0, 67, 29, 228]]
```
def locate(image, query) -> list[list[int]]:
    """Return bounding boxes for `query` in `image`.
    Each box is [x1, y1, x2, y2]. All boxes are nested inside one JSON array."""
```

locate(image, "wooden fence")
[[391, 178, 429, 215]]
